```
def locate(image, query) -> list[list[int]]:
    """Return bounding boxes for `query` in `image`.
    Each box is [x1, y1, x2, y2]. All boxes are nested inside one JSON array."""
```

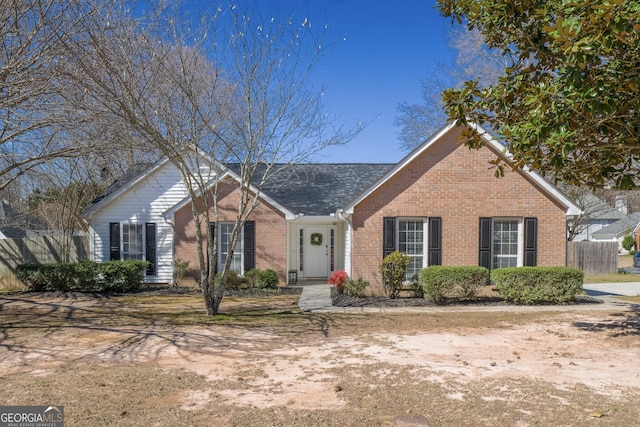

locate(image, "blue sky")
[[292, 1, 457, 163], [179, 1, 459, 163]]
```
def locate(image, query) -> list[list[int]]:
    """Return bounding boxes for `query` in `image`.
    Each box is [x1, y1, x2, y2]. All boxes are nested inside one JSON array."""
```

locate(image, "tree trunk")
[[201, 276, 215, 316], [211, 283, 225, 315]]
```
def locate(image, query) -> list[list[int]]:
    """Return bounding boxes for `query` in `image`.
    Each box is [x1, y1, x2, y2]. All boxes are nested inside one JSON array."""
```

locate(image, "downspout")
[[337, 209, 353, 277], [161, 212, 178, 284]]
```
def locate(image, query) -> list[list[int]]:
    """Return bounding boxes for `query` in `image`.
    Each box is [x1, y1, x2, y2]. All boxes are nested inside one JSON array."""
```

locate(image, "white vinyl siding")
[[88, 160, 208, 283]]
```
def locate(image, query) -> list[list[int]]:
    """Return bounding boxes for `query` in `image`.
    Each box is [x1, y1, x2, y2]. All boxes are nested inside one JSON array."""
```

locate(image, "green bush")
[[622, 234, 635, 252], [15, 263, 48, 291], [491, 267, 584, 304], [216, 270, 243, 290], [75, 260, 98, 291], [255, 268, 279, 289], [380, 251, 410, 298], [95, 261, 147, 292], [420, 266, 488, 304], [16, 260, 147, 293], [344, 277, 370, 298]]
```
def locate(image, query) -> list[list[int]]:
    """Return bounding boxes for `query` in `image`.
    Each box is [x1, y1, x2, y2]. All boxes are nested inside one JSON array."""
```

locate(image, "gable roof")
[[591, 212, 640, 239], [577, 193, 628, 221], [556, 189, 627, 221], [86, 158, 394, 220], [342, 122, 582, 217], [81, 160, 165, 218]]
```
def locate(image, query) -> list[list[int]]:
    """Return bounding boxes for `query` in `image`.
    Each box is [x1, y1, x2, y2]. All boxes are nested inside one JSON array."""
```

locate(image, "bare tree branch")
[[65, 1, 360, 315]]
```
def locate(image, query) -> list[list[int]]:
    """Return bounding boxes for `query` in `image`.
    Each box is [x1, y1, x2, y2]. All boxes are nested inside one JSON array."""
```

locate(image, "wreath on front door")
[[310, 232, 323, 246]]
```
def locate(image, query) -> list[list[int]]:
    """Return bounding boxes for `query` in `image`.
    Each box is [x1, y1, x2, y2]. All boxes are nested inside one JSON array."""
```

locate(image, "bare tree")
[[66, 1, 359, 315], [394, 27, 505, 152], [26, 156, 109, 260], [0, 0, 109, 191]]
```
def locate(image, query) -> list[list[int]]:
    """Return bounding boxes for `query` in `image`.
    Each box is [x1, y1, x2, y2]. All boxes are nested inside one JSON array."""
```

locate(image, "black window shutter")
[[109, 222, 120, 261], [244, 221, 255, 272], [428, 217, 442, 266], [479, 218, 492, 269], [523, 217, 538, 266], [383, 217, 396, 258], [145, 223, 157, 275]]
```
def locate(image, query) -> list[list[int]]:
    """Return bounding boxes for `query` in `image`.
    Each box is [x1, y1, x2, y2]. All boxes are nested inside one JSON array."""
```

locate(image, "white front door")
[[304, 226, 329, 278]]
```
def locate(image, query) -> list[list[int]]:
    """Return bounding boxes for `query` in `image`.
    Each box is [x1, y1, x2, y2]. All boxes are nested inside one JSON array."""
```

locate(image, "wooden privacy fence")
[[0, 235, 88, 289], [567, 241, 618, 275]]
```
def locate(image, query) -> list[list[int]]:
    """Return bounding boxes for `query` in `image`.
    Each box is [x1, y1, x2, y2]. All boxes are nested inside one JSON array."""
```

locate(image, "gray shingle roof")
[[591, 212, 640, 238], [251, 164, 394, 216], [88, 162, 157, 206], [0, 200, 50, 237], [578, 193, 628, 220], [87, 161, 394, 217]]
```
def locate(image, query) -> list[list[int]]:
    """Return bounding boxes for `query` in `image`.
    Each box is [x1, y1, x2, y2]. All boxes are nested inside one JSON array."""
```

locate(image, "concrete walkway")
[[582, 282, 640, 297], [296, 284, 334, 312], [297, 283, 640, 313]]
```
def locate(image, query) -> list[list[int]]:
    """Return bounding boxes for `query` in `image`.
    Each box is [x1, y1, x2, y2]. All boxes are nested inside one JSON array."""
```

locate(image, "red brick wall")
[[173, 178, 287, 285], [351, 126, 569, 294]]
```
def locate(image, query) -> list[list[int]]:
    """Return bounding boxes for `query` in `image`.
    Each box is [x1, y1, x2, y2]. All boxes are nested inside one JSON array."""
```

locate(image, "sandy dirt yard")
[[0, 292, 639, 426]]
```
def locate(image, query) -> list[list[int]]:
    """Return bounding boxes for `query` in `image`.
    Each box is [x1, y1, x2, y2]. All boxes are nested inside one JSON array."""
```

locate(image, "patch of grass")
[[617, 296, 640, 303], [584, 273, 640, 283]]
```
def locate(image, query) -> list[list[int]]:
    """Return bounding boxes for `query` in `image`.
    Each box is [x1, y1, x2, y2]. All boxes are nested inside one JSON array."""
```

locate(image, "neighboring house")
[[81, 122, 581, 294], [591, 212, 640, 253], [566, 193, 627, 242], [0, 199, 51, 239]]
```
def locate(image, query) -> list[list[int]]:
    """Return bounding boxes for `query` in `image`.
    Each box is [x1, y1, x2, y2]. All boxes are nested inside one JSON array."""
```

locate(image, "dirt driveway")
[[0, 293, 639, 426]]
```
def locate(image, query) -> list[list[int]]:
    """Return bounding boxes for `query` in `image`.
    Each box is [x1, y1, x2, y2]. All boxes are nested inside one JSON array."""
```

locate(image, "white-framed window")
[[398, 218, 426, 279], [492, 219, 520, 269], [122, 223, 143, 260], [219, 222, 243, 274]]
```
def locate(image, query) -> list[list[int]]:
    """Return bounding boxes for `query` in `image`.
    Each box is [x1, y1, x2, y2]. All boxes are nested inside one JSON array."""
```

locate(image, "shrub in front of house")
[[420, 266, 489, 304], [16, 260, 147, 293], [15, 263, 49, 292], [343, 277, 370, 298], [216, 270, 244, 290], [97, 261, 147, 292], [491, 267, 584, 304], [328, 270, 349, 293], [255, 268, 279, 289], [380, 251, 410, 299]]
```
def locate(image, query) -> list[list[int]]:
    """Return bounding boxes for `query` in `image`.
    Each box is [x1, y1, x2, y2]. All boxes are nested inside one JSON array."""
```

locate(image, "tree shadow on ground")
[[573, 303, 640, 337], [0, 293, 338, 370]]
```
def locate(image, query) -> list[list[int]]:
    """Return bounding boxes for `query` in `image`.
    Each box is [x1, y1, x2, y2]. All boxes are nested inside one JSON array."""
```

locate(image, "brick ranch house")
[[81, 122, 581, 294]]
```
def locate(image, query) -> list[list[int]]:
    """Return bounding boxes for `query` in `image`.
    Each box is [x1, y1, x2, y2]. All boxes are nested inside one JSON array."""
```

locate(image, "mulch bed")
[[10, 285, 302, 299], [330, 286, 603, 308]]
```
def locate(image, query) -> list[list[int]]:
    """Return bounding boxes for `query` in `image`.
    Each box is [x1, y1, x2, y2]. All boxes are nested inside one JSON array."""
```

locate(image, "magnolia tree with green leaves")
[[437, 0, 640, 188]]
